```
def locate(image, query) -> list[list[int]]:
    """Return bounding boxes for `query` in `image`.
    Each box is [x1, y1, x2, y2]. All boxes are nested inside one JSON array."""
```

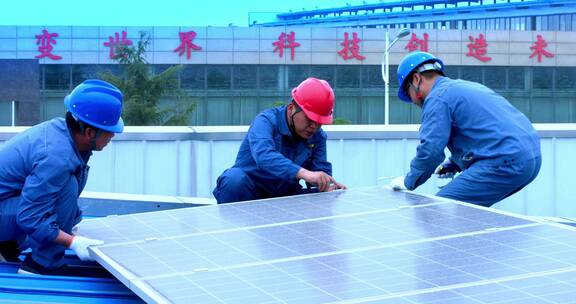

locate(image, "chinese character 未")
[[529, 34, 554, 63]]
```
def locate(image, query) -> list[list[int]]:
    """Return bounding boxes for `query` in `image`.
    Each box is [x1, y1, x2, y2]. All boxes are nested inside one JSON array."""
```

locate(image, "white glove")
[[389, 176, 407, 191], [69, 236, 103, 261]]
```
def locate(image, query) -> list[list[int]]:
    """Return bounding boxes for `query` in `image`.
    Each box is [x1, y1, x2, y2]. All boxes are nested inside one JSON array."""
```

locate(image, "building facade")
[[1, 21, 576, 125]]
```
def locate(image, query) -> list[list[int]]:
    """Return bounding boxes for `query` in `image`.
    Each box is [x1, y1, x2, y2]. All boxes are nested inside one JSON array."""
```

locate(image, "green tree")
[[99, 33, 195, 126]]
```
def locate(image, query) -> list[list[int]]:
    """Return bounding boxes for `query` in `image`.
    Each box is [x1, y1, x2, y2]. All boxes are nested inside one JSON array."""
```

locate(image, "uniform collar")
[[279, 105, 292, 137]]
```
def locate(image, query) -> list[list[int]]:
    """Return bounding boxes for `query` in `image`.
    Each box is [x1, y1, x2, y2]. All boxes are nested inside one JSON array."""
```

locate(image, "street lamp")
[[382, 28, 411, 125]]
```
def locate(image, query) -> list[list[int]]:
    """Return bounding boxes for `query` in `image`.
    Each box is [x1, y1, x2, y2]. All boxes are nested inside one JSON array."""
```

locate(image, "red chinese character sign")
[[405, 33, 429, 52], [338, 32, 365, 61], [104, 31, 133, 59], [35, 29, 61, 60], [272, 32, 300, 61], [466, 34, 491, 62], [529, 34, 554, 63], [174, 31, 202, 59]]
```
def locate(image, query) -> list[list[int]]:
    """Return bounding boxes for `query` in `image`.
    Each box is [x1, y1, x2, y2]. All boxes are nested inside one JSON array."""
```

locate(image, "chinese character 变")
[[103, 31, 133, 59], [405, 33, 429, 52], [529, 34, 554, 63], [466, 34, 491, 62], [35, 29, 62, 60], [338, 32, 365, 61], [174, 31, 202, 59], [272, 32, 300, 61]]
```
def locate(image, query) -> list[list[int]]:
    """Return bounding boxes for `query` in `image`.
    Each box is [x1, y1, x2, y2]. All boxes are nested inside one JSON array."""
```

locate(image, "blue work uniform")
[[0, 118, 90, 268], [405, 77, 541, 207], [213, 105, 332, 204]]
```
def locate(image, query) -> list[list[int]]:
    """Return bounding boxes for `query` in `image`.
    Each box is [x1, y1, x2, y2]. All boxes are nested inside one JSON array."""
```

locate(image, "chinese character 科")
[[272, 32, 300, 61], [35, 29, 62, 60], [529, 34, 554, 63], [466, 34, 491, 62], [174, 31, 202, 59], [103, 31, 133, 59], [404, 33, 429, 52], [338, 32, 365, 61]]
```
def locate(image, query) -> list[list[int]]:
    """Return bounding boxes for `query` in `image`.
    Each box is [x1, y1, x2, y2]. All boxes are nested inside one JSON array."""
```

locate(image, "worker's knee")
[[216, 168, 251, 192]]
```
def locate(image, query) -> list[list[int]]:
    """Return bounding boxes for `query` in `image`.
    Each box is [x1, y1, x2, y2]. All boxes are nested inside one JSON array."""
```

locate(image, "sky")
[[0, 0, 373, 27]]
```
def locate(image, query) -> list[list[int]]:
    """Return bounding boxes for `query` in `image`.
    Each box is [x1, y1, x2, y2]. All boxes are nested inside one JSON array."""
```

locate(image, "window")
[[233, 65, 257, 89], [44, 65, 70, 90], [181, 65, 205, 90], [207, 65, 231, 90], [532, 67, 553, 90], [336, 66, 360, 88], [259, 65, 280, 90]]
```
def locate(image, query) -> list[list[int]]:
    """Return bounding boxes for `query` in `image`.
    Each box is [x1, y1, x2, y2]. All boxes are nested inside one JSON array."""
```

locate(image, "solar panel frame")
[[79, 187, 576, 304]]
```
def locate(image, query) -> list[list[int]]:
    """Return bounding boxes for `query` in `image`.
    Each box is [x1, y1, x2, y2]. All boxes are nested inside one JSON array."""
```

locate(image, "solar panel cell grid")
[[80, 187, 576, 303]]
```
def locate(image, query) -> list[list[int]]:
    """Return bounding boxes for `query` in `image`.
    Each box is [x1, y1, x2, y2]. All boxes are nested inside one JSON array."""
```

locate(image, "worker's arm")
[[248, 115, 302, 180], [404, 97, 452, 190]]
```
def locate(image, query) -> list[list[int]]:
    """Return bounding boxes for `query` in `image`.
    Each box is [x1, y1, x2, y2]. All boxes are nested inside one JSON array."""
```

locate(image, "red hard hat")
[[291, 77, 334, 125]]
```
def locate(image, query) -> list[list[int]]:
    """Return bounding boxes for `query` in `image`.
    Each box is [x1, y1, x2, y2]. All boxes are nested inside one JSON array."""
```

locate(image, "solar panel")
[[78, 187, 576, 304]]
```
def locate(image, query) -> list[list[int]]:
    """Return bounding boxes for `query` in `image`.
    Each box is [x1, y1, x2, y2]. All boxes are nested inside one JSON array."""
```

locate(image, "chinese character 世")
[[35, 29, 62, 60], [466, 34, 491, 62], [174, 31, 202, 59], [272, 32, 300, 61], [529, 34, 554, 63], [103, 31, 133, 59], [404, 33, 429, 52], [338, 32, 365, 61]]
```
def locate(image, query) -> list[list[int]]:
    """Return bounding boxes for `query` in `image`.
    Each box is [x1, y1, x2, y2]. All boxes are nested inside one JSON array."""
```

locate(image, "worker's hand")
[[435, 159, 461, 179], [69, 236, 103, 261], [389, 176, 407, 191], [297, 169, 344, 192]]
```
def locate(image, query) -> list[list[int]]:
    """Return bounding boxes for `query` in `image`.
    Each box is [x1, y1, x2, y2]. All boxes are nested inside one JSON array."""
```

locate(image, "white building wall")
[[3, 125, 574, 217]]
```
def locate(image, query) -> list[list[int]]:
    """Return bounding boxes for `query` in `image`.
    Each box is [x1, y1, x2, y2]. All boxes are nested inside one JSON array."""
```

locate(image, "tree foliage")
[[99, 33, 195, 126]]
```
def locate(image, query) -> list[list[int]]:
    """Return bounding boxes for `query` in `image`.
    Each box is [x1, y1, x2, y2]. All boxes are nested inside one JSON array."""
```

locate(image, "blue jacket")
[[0, 118, 90, 245], [233, 105, 332, 196], [405, 77, 541, 190]]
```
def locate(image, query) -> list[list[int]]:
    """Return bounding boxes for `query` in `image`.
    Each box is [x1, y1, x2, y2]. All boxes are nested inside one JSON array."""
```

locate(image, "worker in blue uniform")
[[389, 52, 541, 207], [213, 77, 346, 204], [0, 79, 124, 276]]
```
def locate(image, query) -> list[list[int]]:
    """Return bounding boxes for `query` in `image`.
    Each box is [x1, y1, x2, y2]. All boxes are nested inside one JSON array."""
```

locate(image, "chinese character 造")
[[35, 29, 62, 60], [338, 32, 365, 61], [103, 31, 133, 59], [529, 34, 554, 63], [404, 33, 429, 52], [466, 34, 491, 62], [272, 32, 300, 61], [174, 31, 202, 59]]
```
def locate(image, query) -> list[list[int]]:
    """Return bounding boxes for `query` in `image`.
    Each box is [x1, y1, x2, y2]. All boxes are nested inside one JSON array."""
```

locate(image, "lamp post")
[[382, 28, 411, 125]]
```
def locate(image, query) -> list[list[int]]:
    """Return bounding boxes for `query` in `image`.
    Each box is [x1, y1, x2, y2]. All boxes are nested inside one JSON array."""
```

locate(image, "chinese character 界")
[[174, 31, 202, 59], [529, 34, 554, 63], [35, 29, 62, 60], [404, 33, 429, 52], [338, 32, 365, 61], [103, 31, 133, 59], [466, 34, 491, 62], [272, 32, 300, 61]]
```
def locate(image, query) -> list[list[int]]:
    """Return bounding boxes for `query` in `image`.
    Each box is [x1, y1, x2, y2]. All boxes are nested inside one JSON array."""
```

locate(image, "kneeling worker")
[[213, 77, 346, 204], [0, 79, 124, 276]]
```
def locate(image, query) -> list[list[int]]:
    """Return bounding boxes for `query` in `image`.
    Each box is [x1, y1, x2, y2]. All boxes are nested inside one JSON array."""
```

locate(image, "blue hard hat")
[[64, 79, 124, 133], [397, 51, 444, 102]]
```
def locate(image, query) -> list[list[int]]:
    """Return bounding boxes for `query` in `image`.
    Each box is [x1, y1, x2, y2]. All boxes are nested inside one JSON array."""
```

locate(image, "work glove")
[[69, 236, 103, 261], [389, 176, 407, 191], [435, 159, 461, 179]]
